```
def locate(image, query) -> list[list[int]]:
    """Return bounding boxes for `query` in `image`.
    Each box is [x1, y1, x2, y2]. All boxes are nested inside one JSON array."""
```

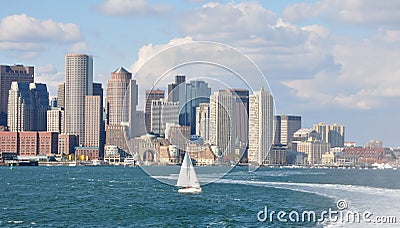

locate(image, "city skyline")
[[1, 1, 399, 146]]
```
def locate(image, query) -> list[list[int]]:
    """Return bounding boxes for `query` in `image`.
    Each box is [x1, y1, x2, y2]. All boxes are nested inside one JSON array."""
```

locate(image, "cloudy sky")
[[1, 0, 399, 147]]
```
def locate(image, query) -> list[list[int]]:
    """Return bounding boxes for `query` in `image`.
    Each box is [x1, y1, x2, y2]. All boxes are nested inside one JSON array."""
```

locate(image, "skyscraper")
[[64, 54, 93, 144], [85, 95, 104, 156], [105, 67, 133, 152], [275, 115, 301, 145], [7, 82, 32, 132], [313, 122, 345, 148], [29, 83, 49, 131], [167, 75, 185, 102], [248, 88, 274, 165], [196, 103, 210, 142], [229, 89, 249, 145], [7, 82, 49, 132], [150, 100, 179, 135], [179, 80, 211, 135], [0, 65, 34, 126], [209, 90, 237, 159], [145, 89, 164, 132], [107, 67, 132, 125], [57, 82, 65, 109]]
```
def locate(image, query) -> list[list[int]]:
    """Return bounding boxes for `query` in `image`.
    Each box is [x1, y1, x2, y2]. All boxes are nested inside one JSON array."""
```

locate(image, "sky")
[[1, 0, 399, 147]]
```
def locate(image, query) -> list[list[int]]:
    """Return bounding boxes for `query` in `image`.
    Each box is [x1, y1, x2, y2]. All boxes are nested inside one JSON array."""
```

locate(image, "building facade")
[[145, 89, 165, 133], [47, 108, 64, 133], [275, 115, 302, 145], [0, 65, 34, 126], [196, 103, 210, 142], [150, 100, 179, 135], [7, 82, 49, 132], [209, 90, 237, 160], [57, 82, 65, 109], [64, 54, 93, 144], [248, 88, 274, 165], [84, 95, 104, 157], [313, 122, 345, 148]]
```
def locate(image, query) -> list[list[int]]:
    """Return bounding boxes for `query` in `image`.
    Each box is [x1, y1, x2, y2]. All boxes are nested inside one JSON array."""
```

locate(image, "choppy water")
[[1, 166, 399, 227]]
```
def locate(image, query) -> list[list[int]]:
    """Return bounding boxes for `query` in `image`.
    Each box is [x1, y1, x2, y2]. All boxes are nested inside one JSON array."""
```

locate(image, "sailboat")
[[176, 152, 202, 193]]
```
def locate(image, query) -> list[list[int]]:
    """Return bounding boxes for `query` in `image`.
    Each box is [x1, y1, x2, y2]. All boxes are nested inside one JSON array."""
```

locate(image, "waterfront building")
[[196, 103, 210, 142], [247, 88, 274, 165], [313, 122, 345, 148], [145, 89, 165, 132], [75, 146, 100, 160], [0, 131, 58, 156], [0, 64, 34, 126], [57, 83, 65, 109], [296, 139, 330, 165], [275, 115, 301, 145], [58, 134, 78, 155], [64, 54, 93, 144], [150, 100, 179, 135], [47, 108, 64, 133]]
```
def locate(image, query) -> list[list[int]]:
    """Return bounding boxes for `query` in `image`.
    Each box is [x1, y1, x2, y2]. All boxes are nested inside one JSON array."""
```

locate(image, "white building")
[[313, 122, 345, 148], [150, 100, 179, 135], [296, 139, 330, 165], [47, 108, 64, 133], [248, 88, 274, 165], [195, 103, 210, 142], [65, 54, 93, 144], [209, 90, 237, 159]]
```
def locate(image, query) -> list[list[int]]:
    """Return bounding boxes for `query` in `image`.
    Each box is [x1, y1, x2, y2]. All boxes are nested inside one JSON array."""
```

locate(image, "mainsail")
[[176, 152, 200, 187]]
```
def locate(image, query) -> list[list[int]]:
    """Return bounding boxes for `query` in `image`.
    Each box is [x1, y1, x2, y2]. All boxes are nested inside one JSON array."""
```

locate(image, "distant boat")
[[176, 152, 202, 193]]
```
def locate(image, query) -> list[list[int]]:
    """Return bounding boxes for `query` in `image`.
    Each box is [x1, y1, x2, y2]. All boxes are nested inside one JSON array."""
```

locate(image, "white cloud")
[[283, 0, 400, 27], [98, 0, 172, 16], [0, 14, 83, 59], [67, 41, 90, 54], [0, 14, 81, 43], [35, 64, 64, 96]]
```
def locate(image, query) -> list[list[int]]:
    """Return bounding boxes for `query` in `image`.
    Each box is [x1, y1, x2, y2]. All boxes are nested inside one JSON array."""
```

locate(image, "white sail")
[[176, 152, 200, 187]]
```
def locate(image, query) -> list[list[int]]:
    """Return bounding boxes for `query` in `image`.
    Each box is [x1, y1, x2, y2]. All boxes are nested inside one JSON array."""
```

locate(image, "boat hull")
[[178, 187, 202, 194]]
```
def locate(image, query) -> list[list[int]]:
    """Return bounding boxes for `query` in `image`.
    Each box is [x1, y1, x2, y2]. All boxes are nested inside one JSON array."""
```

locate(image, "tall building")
[[209, 90, 237, 159], [47, 108, 64, 133], [64, 54, 93, 144], [275, 115, 301, 145], [313, 122, 345, 148], [29, 83, 49, 131], [7, 82, 49, 132], [84, 95, 104, 157], [57, 82, 65, 109], [196, 103, 210, 142], [167, 75, 185, 102], [7, 82, 32, 132], [107, 67, 132, 125], [179, 80, 211, 135], [145, 89, 165, 132], [0, 65, 34, 126], [229, 89, 249, 145], [105, 67, 133, 152], [248, 88, 274, 165], [150, 100, 179, 135]]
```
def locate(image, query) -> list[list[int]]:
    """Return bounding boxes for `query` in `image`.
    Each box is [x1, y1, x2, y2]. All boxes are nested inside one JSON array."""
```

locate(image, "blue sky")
[[1, 0, 399, 146]]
